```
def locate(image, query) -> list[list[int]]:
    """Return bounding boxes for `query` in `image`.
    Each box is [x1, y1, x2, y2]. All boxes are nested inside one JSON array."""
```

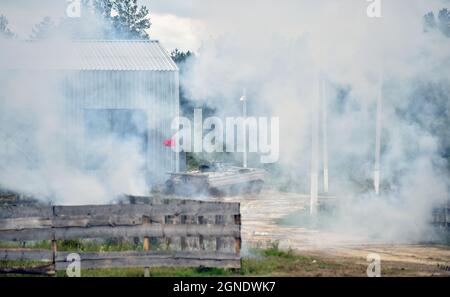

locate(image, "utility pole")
[[310, 76, 320, 216], [175, 100, 180, 173], [374, 72, 383, 195], [240, 88, 248, 168], [321, 75, 329, 193]]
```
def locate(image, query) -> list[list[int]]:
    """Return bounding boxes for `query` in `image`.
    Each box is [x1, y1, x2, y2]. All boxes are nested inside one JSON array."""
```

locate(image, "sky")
[[1, 0, 449, 52], [0, 0, 203, 51]]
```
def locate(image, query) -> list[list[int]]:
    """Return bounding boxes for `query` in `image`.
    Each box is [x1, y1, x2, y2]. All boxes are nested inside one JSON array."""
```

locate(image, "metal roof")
[[0, 40, 178, 71]]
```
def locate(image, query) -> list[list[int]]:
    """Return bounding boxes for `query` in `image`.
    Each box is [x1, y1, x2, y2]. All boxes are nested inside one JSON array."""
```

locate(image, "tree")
[[423, 12, 436, 32], [171, 48, 193, 64], [93, 0, 114, 20], [30, 17, 56, 39], [57, 0, 150, 40], [170, 49, 196, 114], [57, 0, 114, 40], [111, 0, 151, 39], [0, 15, 15, 39], [437, 8, 450, 37], [424, 8, 450, 37]]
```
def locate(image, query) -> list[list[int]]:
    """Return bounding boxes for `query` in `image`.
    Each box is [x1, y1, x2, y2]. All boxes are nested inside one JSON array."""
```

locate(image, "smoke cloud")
[[0, 58, 149, 205], [179, 0, 450, 242], [0, 0, 449, 243]]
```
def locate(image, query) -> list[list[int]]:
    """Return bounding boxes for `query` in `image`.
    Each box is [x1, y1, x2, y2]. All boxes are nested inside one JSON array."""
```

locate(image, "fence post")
[[180, 215, 187, 251], [51, 238, 57, 276], [197, 216, 205, 250], [216, 215, 224, 252], [143, 215, 150, 277], [234, 214, 241, 254]]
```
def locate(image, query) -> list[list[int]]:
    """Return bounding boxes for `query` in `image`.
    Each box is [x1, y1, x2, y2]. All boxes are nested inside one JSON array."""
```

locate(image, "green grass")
[[0, 239, 145, 252], [241, 241, 342, 276]]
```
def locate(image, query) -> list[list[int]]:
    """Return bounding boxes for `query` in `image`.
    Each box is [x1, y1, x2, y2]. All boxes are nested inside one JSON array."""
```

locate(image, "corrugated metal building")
[[0, 40, 180, 186]]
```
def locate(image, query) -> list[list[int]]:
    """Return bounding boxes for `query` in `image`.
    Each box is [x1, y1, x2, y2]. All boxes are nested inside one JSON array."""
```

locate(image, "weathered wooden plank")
[[55, 258, 240, 270], [0, 215, 158, 231], [0, 224, 238, 242], [52, 215, 146, 228], [0, 249, 240, 262], [0, 264, 55, 275], [54, 251, 240, 270], [54, 251, 239, 261], [0, 249, 53, 261], [0, 217, 53, 230], [52, 224, 239, 240], [0, 201, 240, 220], [0, 228, 54, 242], [0, 205, 239, 231], [54, 203, 240, 217], [0, 206, 53, 219], [0, 199, 240, 219]]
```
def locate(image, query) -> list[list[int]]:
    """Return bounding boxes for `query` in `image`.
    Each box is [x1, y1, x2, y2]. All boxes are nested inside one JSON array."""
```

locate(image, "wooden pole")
[[143, 216, 150, 277], [234, 214, 241, 254], [51, 239, 57, 264], [51, 238, 57, 277], [180, 215, 187, 251], [215, 215, 224, 252], [198, 216, 205, 250]]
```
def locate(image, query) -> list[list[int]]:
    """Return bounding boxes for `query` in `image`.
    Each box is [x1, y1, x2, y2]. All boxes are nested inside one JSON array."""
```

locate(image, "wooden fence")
[[0, 197, 241, 275], [433, 202, 450, 231]]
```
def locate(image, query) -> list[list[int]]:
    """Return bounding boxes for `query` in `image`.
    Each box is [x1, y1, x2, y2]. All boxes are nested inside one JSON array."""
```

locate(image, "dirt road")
[[213, 190, 450, 276]]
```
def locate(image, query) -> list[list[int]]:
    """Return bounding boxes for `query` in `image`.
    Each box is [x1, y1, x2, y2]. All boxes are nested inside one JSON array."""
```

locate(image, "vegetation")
[[30, 17, 55, 39], [424, 8, 450, 36], [29, 0, 151, 40], [109, 0, 151, 39], [0, 15, 15, 39], [0, 239, 143, 252]]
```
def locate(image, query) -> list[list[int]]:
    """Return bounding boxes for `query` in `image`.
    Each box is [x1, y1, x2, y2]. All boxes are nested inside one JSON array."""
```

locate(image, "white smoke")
[[179, 0, 450, 242], [0, 0, 449, 242], [0, 62, 149, 205]]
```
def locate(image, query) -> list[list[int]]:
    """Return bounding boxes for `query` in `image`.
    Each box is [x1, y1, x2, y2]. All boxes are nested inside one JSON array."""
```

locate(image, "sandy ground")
[[210, 190, 450, 276]]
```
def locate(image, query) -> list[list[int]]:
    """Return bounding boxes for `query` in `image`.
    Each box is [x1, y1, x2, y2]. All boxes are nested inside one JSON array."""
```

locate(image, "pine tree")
[[171, 49, 193, 65], [423, 12, 436, 32], [30, 17, 56, 39], [111, 0, 151, 39], [0, 15, 15, 39], [424, 8, 450, 37], [57, 0, 151, 40], [437, 8, 450, 37]]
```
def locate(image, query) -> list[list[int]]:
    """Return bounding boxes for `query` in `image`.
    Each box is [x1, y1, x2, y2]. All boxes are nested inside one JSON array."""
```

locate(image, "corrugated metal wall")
[[63, 70, 179, 186]]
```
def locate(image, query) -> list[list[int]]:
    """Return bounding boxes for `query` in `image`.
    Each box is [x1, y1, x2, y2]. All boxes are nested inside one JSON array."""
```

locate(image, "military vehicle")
[[165, 163, 266, 196]]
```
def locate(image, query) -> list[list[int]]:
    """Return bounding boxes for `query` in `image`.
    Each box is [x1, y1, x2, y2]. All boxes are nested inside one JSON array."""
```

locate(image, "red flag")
[[163, 138, 175, 147]]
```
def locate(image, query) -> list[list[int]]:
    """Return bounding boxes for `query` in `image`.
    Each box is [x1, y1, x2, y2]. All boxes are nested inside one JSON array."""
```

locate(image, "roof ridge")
[[1, 39, 179, 71], [73, 39, 159, 43], [24, 39, 159, 43]]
